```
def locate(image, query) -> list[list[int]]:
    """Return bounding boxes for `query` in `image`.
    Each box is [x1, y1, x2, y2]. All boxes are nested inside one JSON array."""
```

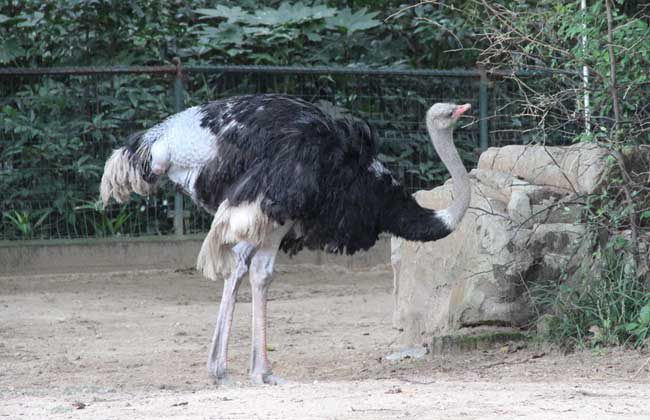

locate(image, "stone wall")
[[392, 143, 608, 346], [0, 234, 390, 277]]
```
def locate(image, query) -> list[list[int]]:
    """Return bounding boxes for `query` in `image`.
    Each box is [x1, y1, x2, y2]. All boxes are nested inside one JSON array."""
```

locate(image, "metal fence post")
[[479, 68, 489, 151], [172, 58, 184, 236]]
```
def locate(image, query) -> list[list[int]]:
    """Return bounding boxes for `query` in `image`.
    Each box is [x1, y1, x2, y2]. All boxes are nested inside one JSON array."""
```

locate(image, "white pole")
[[581, 0, 591, 133]]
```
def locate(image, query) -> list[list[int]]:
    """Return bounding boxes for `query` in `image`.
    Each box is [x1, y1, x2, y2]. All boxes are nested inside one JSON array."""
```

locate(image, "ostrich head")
[[426, 103, 472, 131]]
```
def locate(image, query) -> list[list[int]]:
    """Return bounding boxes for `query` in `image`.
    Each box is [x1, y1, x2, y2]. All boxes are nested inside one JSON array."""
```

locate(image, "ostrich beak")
[[452, 103, 471, 119]]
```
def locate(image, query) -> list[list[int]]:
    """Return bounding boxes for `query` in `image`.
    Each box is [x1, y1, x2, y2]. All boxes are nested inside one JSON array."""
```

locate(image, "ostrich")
[[100, 94, 471, 385]]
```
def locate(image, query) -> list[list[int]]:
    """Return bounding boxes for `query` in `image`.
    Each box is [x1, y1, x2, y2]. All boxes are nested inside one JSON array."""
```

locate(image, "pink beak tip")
[[452, 103, 472, 119]]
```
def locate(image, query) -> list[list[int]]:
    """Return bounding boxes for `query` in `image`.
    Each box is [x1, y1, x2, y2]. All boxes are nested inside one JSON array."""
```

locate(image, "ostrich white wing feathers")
[[100, 106, 219, 206], [147, 106, 219, 198], [150, 106, 218, 169]]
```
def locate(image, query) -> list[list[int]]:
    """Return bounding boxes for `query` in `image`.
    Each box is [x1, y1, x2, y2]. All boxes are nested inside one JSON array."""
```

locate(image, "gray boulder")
[[392, 143, 608, 347], [478, 143, 608, 195]]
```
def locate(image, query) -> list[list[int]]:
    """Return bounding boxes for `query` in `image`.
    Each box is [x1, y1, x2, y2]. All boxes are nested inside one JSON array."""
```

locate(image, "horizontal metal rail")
[[0, 65, 178, 76], [185, 65, 484, 77], [0, 64, 546, 78]]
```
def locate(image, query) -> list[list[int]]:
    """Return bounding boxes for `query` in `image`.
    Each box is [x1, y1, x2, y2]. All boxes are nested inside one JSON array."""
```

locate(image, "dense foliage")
[[0, 0, 482, 240], [0, 0, 477, 68]]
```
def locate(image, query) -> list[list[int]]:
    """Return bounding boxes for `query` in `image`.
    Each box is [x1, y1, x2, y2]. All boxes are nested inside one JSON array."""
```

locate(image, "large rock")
[[478, 143, 608, 195], [393, 180, 533, 345], [393, 143, 608, 347]]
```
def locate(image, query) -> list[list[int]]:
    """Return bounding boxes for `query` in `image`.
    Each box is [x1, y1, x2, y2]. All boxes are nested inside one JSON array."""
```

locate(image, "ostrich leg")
[[207, 242, 255, 383], [248, 224, 292, 385]]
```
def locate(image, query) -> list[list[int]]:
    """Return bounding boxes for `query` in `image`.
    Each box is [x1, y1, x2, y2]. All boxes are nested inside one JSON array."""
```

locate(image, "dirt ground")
[[1, 265, 649, 420]]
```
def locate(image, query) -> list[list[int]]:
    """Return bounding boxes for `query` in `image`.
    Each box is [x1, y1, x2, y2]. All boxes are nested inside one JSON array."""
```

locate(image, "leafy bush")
[[532, 239, 649, 348], [0, 73, 176, 239], [467, 0, 649, 347], [2, 210, 50, 239], [0, 1, 477, 68]]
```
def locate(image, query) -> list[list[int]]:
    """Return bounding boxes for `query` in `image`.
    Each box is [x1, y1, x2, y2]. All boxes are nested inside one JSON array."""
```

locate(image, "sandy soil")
[[1, 265, 649, 419]]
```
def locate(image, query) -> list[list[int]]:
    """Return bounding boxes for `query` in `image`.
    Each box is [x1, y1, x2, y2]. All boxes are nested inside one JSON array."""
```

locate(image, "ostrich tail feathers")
[[197, 197, 274, 280], [100, 144, 156, 208], [196, 216, 233, 281]]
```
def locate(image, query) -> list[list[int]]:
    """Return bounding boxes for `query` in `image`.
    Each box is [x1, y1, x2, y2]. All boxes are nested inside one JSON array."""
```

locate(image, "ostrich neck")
[[383, 123, 471, 242], [429, 126, 471, 230]]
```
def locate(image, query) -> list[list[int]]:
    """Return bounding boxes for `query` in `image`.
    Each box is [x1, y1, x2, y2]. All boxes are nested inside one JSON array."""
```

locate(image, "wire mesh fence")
[[0, 64, 535, 241]]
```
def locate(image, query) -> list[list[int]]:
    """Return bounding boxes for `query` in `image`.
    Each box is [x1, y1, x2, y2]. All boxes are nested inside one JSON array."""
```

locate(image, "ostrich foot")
[[250, 372, 286, 385], [208, 364, 233, 386], [210, 373, 234, 387]]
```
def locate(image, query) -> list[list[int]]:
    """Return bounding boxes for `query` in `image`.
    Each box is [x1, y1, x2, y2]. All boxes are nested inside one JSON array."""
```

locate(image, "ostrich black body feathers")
[[191, 94, 452, 254]]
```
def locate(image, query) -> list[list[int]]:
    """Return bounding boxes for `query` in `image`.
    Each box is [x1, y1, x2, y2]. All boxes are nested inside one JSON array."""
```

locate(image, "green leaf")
[[640, 305, 650, 325], [377, 153, 398, 163], [16, 11, 44, 28], [305, 32, 322, 42], [247, 3, 336, 26], [33, 210, 51, 229], [0, 38, 26, 64], [195, 6, 248, 24], [325, 8, 381, 34]]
